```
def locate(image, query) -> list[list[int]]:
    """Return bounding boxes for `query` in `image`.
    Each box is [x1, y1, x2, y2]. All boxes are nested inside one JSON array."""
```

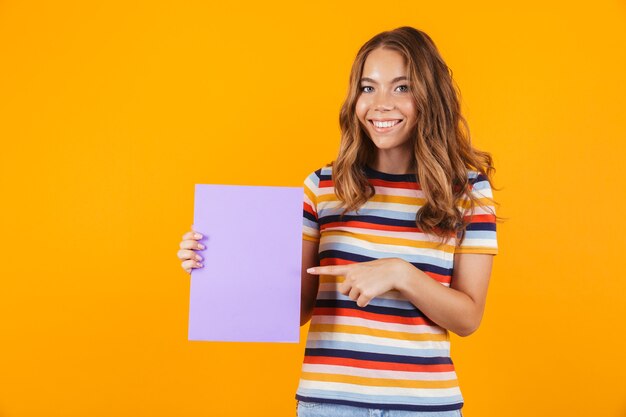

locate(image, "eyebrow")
[[360, 76, 408, 84]]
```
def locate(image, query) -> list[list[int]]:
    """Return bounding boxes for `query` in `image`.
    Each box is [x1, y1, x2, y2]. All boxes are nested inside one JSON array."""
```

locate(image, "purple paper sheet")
[[188, 184, 303, 343]]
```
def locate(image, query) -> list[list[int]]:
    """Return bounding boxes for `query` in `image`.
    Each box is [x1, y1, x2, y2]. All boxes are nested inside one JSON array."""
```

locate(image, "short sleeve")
[[302, 170, 320, 242], [454, 172, 498, 255]]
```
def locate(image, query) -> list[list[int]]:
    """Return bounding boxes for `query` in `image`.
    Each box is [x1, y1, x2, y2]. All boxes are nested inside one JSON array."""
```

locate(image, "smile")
[[369, 119, 403, 132]]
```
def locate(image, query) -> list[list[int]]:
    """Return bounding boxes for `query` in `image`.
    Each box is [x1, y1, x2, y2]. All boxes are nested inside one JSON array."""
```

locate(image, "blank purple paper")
[[188, 184, 303, 343]]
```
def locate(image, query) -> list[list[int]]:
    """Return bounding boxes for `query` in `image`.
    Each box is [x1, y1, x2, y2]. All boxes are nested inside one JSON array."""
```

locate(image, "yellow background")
[[1, 1, 625, 416]]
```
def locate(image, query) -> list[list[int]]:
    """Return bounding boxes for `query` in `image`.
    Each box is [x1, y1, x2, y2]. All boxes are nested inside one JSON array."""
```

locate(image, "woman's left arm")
[[307, 254, 494, 337], [394, 253, 493, 337]]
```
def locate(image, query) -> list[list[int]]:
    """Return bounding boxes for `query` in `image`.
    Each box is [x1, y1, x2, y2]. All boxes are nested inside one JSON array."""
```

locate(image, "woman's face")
[[355, 47, 417, 153]]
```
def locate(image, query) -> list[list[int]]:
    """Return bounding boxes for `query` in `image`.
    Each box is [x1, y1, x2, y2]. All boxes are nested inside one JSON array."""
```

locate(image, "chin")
[[369, 138, 407, 150]]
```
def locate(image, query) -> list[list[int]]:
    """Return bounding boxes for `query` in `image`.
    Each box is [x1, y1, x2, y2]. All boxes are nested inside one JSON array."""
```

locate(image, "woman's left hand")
[[307, 258, 409, 307]]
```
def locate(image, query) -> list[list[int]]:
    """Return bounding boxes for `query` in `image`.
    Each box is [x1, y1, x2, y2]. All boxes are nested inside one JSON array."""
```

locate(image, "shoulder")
[[466, 170, 492, 192], [303, 164, 333, 187]]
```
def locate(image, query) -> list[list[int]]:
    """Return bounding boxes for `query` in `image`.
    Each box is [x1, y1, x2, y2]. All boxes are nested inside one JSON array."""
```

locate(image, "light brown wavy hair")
[[332, 26, 503, 247]]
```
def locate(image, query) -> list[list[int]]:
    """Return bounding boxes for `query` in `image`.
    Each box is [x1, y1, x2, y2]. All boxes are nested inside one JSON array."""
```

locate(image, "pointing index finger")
[[307, 265, 350, 275]]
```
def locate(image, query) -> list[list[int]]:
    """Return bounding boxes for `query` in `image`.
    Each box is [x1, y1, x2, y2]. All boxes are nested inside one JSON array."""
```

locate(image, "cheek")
[[355, 97, 369, 122], [399, 100, 417, 122]]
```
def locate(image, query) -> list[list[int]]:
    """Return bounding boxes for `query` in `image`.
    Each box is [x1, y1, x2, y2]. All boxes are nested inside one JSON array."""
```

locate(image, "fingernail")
[[197, 262, 203, 267], [194, 233, 203, 239], [307, 267, 315, 273], [196, 255, 203, 261], [198, 244, 205, 250]]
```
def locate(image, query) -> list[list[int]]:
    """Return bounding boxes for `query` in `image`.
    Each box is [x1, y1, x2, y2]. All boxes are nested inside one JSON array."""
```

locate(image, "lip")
[[369, 119, 403, 133]]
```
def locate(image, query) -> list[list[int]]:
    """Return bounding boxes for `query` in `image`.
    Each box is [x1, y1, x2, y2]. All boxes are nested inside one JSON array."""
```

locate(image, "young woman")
[[178, 26, 500, 417]]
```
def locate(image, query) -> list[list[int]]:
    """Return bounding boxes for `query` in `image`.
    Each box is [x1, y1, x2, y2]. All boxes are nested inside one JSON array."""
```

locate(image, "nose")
[[373, 90, 395, 111]]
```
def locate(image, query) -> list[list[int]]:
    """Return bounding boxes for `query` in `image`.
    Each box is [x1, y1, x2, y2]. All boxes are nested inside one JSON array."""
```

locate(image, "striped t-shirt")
[[295, 164, 498, 412]]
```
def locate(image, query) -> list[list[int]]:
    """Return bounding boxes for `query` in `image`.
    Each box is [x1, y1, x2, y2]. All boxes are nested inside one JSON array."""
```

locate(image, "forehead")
[[361, 47, 408, 79]]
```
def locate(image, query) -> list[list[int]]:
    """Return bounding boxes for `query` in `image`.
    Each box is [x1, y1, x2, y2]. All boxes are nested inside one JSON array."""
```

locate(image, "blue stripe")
[[303, 216, 318, 229], [462, 229, 496, 238], [318, 242, 452, 269], [304, 348, 453, 365], [319, 167, 332, 180], [307, 170, 322, 187], [318, 250, 452, 276], [472, 180, 491, 191], [465, 222, 496, 232], [316, 291, 417, 310], [314, 299, 425, 317], [303, 214, 318, 225], [319, 207, 419, 221], [318, 249, 374, 263], [463, 229, 497, 239], [319, 214, 418, 228], [296, 392, 463, 410], [304, 340, 449, 358]]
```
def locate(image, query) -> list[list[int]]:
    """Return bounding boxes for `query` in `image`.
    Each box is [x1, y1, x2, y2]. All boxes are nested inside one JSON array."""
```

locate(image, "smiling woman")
[[292, 26, 501, 416], [177, 25, 501, 417]]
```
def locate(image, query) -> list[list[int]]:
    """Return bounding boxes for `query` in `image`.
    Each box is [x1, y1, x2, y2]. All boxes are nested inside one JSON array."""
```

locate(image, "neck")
[[372, 149, 415, 175]]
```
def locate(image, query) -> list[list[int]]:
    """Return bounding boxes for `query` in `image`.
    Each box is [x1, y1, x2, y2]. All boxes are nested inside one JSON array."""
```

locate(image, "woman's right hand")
[[177, 228, 205, 274]]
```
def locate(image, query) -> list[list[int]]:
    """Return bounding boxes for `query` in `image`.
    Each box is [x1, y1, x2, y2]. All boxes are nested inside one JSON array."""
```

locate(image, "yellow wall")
[[1, 1, 625, 416]]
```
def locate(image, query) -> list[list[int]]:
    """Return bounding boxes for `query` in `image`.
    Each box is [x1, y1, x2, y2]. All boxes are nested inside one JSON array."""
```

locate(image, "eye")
[[360, 85, 374, 93], [396, 84, 409, 92]]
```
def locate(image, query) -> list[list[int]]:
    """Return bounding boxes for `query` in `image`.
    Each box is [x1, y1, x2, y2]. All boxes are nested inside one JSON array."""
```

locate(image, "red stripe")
[[320, 258, 355, 266], [464, 213, 495, 222], [303, 202, 317, 219], [323, 221, 455, 237], [323, 221, 419, 233], [321, 222, 457, 240], [313, 307, 436, 326], [320, 179, 422, 190], [368, 179, 420, 190], [424, 271, 451, 285], [304, 356, 455, 373]]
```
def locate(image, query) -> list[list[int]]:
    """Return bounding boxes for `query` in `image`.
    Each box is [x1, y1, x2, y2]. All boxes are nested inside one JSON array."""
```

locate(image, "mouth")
[[368, 119, 403, 133]]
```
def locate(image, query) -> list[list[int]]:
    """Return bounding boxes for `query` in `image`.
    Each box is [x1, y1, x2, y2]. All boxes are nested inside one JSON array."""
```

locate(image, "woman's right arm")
[[300, 239, 320, 326]]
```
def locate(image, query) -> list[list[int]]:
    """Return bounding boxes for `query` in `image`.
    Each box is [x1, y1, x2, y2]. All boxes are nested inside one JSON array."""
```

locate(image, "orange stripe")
[[309, 324, 448, 341], [455, 247, 497, 255], [321, 230, 456, 252], [459, 198, 495, 209]]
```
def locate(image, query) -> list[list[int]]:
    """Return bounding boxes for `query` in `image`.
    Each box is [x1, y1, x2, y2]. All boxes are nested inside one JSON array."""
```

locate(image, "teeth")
[[373, 120, 400, 128]]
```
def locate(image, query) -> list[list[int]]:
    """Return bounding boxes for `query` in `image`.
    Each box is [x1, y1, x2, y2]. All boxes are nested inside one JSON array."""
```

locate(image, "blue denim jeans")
[[296, 401, 463, 417]]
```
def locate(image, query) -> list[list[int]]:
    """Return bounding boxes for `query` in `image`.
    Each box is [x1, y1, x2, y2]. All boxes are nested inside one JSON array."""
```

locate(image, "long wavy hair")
[[333, 26, 502, 247]]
